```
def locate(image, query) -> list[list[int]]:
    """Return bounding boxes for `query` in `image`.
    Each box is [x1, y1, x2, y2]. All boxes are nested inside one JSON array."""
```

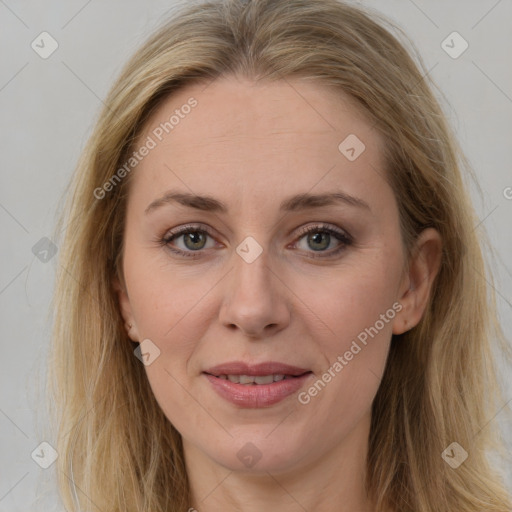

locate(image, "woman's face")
[[117, 75, 414, 474]]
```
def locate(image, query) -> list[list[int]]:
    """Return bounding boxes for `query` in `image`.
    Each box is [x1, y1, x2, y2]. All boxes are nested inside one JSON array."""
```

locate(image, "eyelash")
[[159, 223, 353, 260]]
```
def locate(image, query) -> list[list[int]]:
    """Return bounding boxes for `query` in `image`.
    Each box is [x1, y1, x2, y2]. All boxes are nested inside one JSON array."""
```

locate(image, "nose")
[[218, 246, 291, 339]]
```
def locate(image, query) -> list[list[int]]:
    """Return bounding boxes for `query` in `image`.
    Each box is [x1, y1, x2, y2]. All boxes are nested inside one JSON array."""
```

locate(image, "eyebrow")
[[145, 190, 371, 215]]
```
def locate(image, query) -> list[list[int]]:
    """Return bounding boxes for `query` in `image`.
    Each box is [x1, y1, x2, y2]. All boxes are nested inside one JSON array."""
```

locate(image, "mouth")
[[205, 373, 310, 384], [204, 361, 311, 378], [203, 361, 314, 407]]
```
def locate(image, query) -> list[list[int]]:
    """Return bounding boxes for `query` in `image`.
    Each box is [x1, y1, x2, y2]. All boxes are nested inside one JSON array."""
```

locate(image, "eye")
[[159, 222, 352, 259], [160, 224, 217, 258], [292, 223, 352, 258]]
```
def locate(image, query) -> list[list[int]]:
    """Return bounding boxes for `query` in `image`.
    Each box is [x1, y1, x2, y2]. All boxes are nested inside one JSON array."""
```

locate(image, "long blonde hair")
[[48, 0, 512, 510]]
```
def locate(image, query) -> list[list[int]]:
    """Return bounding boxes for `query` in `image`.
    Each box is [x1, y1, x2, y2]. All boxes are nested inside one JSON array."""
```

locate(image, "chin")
[[209, 433, 309, 474]]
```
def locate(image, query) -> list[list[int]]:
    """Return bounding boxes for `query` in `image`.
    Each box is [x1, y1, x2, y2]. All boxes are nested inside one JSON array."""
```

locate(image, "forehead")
[[129, 75, 388, 213]]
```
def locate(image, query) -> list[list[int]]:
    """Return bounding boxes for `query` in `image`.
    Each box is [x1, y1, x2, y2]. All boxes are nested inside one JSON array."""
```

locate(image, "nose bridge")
[[231, 237, 275, 306], [239, 237, 270, 279]]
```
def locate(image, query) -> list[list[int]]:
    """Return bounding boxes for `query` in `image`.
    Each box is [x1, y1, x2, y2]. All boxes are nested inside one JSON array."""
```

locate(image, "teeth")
[[218, 374, 290, 384], [254, 375, 274, 385]]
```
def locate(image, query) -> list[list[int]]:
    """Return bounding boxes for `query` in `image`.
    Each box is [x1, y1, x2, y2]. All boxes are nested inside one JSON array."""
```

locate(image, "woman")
[[48, 0, 512, 510]]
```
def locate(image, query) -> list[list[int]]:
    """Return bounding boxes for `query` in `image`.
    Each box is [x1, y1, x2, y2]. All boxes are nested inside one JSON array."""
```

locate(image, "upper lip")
[[204, 361, 311, 377]]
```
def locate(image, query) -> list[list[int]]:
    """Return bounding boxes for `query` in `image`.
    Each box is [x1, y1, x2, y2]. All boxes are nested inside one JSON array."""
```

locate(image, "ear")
[[393, 228, 442, 335], [112, 275, 140, 342]]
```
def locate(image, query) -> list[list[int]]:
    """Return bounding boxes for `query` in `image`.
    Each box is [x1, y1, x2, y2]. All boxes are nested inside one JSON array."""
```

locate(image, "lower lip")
[[204, 373, 313, 408]]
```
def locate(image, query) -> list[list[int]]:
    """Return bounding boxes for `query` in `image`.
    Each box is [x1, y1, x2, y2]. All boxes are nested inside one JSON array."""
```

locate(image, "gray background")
[[0, 0, 511, 510]]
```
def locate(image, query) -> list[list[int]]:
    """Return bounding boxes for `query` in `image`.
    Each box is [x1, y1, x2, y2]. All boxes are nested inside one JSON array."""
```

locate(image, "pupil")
[[309, 232, 329, 251], [185, 232, 205, 250]]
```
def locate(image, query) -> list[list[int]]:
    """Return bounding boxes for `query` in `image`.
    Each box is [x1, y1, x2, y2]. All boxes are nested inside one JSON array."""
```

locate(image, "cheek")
[[123, 253, 224, 417], [124, 246, 214, 340], [296, 294, 394, 445], [295, 254, 400, 407], [126, 267, 214, 430], [298, 257, 401, 354]]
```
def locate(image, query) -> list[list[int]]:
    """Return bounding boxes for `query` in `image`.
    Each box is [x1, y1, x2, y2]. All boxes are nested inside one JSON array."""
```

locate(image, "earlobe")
[[392, 228, 442, 335], [112, 275, 140, 342]]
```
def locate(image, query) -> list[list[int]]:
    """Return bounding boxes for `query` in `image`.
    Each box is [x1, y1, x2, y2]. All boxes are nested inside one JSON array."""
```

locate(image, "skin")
[[115, 75, 442, 511]]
